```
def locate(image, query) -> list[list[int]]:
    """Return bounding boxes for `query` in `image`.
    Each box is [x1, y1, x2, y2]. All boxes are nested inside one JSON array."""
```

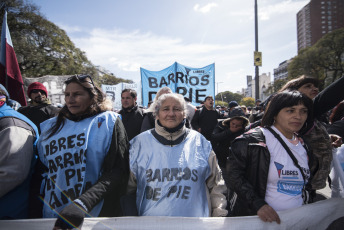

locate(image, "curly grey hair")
[[152, 93, 186, 118]]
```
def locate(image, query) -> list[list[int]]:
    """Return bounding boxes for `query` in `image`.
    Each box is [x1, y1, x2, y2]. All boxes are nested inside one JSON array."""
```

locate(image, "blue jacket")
[[0, 103, 39, 219]]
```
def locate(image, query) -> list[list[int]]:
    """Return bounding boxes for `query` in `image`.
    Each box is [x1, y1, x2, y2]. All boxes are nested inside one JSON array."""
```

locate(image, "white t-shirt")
[[262, 126, 310, 211]]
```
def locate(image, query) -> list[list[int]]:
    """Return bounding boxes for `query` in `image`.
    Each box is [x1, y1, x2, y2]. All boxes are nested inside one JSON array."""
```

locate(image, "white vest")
[[38, 111, 119, 218], [130, 129, 211, 217]]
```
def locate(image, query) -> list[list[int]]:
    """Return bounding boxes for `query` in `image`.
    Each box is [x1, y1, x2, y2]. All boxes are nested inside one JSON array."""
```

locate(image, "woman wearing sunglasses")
[[37, 75, 129, 229]]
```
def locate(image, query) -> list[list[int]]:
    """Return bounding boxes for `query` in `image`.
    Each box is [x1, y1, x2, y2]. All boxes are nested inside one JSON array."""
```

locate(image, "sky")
[[30, 0, 308, 93]]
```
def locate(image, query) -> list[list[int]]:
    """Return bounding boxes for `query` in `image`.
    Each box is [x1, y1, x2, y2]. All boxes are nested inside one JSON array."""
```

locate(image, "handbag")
[[266, 127, 310, 204]]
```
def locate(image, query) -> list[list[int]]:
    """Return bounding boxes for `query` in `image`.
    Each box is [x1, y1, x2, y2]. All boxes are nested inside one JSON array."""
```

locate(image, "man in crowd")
[[17, 82, 59, 218], [228, 100, 239, 117], [18, 82, 59, 133], [0, 84, 38, 219], [119, 89, 144, 141], [191, 95, 220, 141]]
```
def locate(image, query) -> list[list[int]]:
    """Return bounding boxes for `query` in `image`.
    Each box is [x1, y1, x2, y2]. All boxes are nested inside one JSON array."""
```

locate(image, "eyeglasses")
[[66, 74, 95, 86]]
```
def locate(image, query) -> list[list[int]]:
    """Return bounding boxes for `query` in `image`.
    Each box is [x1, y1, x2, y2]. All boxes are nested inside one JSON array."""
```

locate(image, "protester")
[[228, 91, 315, 224], [228, 101, 239, 117], [279, 75, 344, 190], [0, 84, 39, 219], [119, 89, 144, 141], [127, 93, 227, 217], [16, 82, 60, 218], [211, 106, 249, 171], [191, 96, 221, 141], [140, 87, 172, 132], [18, 82, 59, 133], [37, 75, 129, 229]]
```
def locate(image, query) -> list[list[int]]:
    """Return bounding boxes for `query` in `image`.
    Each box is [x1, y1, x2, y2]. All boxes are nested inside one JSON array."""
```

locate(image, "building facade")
[[245, 73, 271, 101], [273, 59, 293, 81], [297, 0, 344, 51]]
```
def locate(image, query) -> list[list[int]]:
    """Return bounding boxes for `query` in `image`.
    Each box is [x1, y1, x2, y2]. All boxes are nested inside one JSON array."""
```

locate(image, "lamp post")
[[254, 0, 260, 100], [216, 82, 223, 96]]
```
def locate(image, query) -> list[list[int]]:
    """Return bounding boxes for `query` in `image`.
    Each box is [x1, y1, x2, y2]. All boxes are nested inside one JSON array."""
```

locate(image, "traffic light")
[[254, 51, 262, 66]]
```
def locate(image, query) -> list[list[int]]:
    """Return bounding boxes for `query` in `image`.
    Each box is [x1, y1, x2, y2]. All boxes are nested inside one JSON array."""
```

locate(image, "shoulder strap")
[[266, 127, 306, 183]]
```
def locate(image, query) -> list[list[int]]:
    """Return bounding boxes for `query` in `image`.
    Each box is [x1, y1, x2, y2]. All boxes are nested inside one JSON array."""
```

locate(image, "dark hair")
[[279, 75, 319, 92], [45, 75, 111, 139], [261, 91, 313, 133], [204, 96, 213, 102], [329, 101, 344, 123], [121, 88, 137, 98]]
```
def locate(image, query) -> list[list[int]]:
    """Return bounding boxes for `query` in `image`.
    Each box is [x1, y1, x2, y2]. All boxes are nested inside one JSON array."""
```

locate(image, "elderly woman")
[[228, 91, 315, 224], [128, 93, 227, 217], [37, 75, 129, 229]]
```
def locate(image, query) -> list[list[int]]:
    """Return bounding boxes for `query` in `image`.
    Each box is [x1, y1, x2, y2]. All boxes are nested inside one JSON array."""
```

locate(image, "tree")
[[215, 91, 243, 105], [0, 0, 132, 85], [288, 28, 344, 89], [240, 97, 255, 107]]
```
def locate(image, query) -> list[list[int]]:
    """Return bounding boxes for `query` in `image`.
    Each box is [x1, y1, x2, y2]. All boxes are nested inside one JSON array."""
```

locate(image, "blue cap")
[[228, 101, 238, 109]]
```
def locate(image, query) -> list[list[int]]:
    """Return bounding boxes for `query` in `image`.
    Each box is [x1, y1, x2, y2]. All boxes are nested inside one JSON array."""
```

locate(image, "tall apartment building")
[[273, 59, 293, 81], [297, 0, 344, 51]]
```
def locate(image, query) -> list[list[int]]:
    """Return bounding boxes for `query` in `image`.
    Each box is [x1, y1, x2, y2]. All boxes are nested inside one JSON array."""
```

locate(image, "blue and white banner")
[[141, 62, 215, 107]]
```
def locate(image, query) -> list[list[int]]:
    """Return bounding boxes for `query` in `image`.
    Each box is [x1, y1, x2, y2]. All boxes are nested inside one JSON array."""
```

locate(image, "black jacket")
[[327, 120, 344, 140], [211, 118, 246, 168], [119, 105, 144, 141], [18, 103, 59, 134], [191, 106, 220, 141], [227, 127, 314, 217]]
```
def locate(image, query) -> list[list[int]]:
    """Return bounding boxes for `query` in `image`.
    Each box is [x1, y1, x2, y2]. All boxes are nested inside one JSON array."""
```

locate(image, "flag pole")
[[0, 3, 8, 89]]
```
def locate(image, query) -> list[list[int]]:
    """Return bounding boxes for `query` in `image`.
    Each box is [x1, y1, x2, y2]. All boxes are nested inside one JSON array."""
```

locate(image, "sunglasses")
[[31, 89, 46, 94], [66, 74, 95, 86]]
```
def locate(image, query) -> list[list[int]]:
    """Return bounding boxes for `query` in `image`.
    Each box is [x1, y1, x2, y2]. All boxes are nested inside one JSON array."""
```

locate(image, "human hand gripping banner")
[[140, 62, 215, 107]]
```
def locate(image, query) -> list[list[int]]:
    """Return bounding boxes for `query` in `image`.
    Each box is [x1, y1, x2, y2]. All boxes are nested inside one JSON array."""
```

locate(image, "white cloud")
[[68, 27, 251, 91], [193, 3, 218, 13], [259, 0, 308, 21]]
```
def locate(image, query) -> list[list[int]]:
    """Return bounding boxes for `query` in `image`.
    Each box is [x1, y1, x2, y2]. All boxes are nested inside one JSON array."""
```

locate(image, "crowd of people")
[[0, 74, 344, 229]]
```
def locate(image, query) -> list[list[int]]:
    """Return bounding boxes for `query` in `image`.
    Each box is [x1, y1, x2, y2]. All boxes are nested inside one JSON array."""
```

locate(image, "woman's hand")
[[257, 204, 281, 224], [53, 202, 86, 230]]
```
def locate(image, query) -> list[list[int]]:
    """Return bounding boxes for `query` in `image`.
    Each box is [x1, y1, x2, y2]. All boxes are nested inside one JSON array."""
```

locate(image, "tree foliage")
[[240, 97, 255, 107], [0, 0, 132, 85], [287, 28, 344, 89], [215, 91, 243, 104]]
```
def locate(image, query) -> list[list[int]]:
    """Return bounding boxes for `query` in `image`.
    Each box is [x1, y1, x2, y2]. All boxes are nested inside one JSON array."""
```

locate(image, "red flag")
[[0, 11, 26, 106]]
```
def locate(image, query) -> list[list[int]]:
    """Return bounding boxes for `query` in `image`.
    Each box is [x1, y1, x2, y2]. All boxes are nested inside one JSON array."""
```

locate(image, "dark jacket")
[[211, 117, 248, 168], [191, 106, 221, 141], [327, 119, 344, 140], [18, 103, 59, 218], [227, 127, 314, 217], [119, 105, 144, 141], [18, 103, 59, 134]]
